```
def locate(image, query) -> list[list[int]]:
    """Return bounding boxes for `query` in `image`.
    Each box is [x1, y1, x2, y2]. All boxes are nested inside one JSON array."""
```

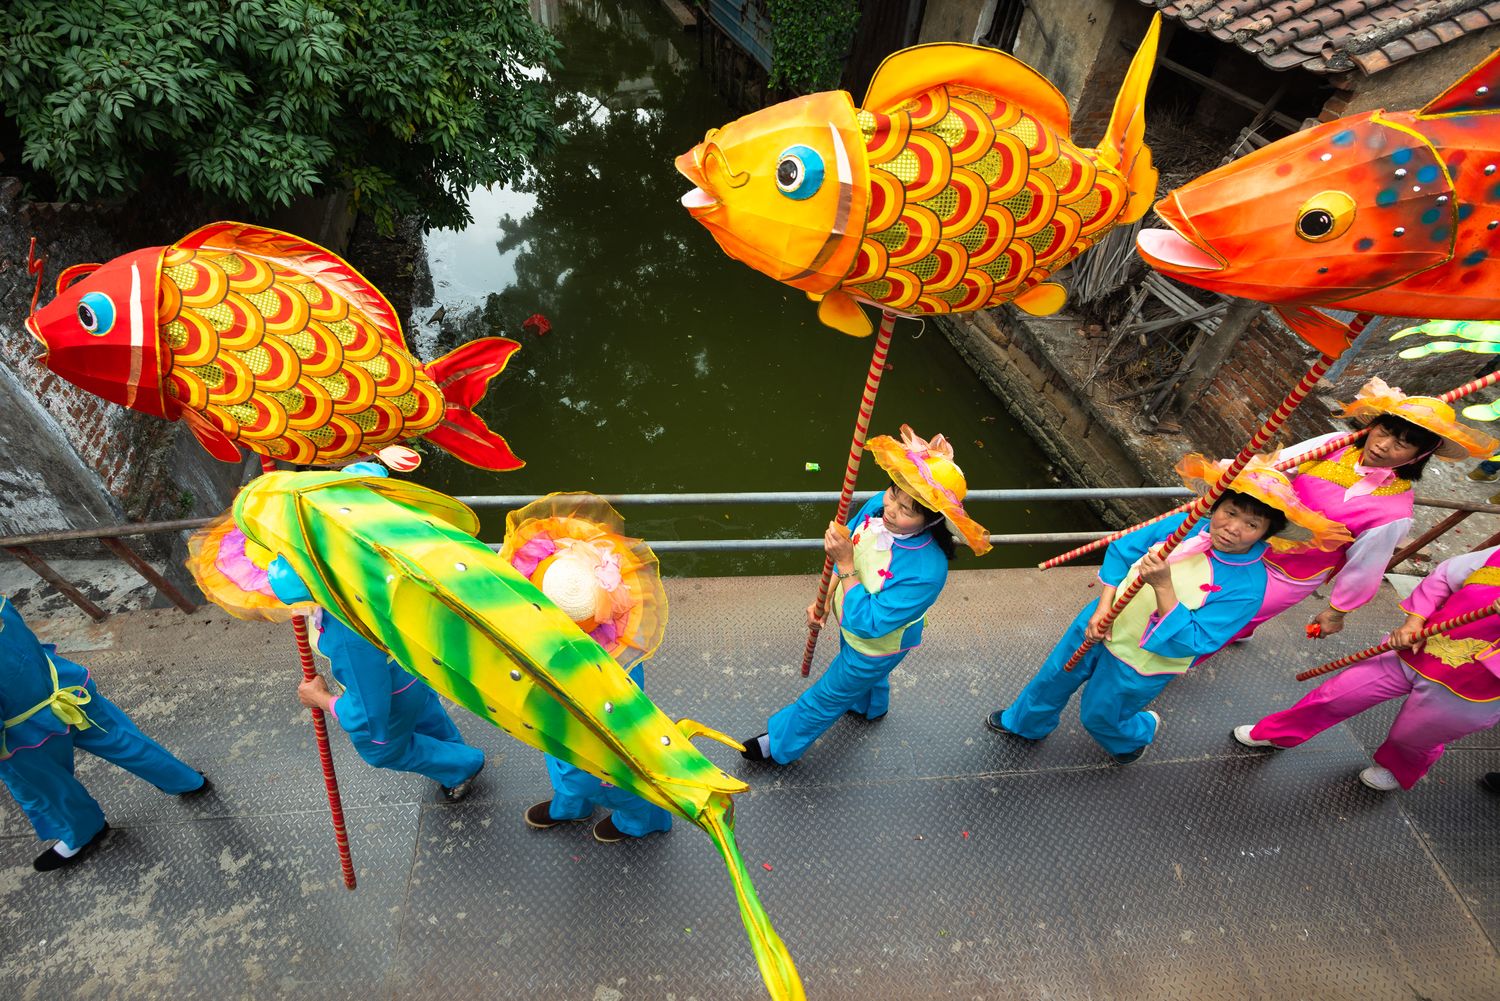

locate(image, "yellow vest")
[[828, 520, 926, 658], [1104, 551, 1213, 676]]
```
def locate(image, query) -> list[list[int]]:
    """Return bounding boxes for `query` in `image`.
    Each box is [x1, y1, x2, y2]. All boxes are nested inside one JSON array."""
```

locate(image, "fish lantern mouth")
[[1136, 192, 1225, 273], [675, 148, 719, 216]]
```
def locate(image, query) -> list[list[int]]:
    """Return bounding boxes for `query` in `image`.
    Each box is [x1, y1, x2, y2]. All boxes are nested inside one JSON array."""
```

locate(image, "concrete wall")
[[916, 0, 991, 45]]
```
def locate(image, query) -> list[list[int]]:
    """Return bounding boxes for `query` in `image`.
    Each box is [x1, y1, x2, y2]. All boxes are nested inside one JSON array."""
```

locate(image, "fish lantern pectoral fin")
[[817, 291, 873, 336], [1012, 283, 1068, 317]]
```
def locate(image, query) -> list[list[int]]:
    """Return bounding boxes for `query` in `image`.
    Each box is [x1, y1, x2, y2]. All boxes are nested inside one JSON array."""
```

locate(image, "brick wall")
[[1188, 315, 1334, 458]]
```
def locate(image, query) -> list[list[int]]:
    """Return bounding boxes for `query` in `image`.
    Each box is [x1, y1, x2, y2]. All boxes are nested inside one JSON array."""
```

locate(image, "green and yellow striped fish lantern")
[[231, 470, 803, 1001]]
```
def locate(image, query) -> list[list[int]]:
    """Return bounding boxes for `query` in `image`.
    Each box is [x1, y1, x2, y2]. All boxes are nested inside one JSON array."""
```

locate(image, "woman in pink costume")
[[1235, 379, 1495, 643], [1235, 544, 1500, 791]]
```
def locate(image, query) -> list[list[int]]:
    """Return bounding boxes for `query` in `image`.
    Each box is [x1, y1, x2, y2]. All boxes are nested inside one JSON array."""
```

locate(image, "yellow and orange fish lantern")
[[24, 222, 524, 470], [676, 15, 1162, 336]]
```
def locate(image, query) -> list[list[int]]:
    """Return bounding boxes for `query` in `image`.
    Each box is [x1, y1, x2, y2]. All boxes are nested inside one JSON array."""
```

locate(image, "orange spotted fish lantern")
[[676, 16, 1162, 336], [1137, 46, 1500, 358], [24, 222, 524, 470]]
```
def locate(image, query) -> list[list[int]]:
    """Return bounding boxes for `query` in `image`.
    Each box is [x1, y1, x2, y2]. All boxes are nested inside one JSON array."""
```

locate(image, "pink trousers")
[[1249, 651, 1500, 788]]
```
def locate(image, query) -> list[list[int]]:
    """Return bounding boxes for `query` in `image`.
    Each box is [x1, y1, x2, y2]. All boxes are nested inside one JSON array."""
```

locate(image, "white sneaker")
[[1146, 710, 1161, 736], [1359, 765, 1401, 791], [1232, 725, 1277, 748]]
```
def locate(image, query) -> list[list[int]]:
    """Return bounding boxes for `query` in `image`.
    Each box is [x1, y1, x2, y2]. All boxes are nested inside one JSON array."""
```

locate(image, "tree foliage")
[[0, 0, 560, 232], [764, 0, 860, 93]]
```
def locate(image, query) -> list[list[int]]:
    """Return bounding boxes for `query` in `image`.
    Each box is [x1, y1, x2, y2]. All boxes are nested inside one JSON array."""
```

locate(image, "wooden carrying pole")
[[1060, 314, 1373, 672], [801, 311, 898, 677], [1039, 366, 1500, 570], [1295, 601, 1500, 682], [258, 455, 357, 889]]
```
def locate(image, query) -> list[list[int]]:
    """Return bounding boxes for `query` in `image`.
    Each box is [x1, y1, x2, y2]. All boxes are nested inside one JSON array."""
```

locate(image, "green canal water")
[[412, 0, 1105, 575]]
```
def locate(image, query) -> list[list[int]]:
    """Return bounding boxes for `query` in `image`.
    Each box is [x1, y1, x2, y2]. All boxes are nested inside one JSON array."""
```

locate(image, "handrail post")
[[98, 537, 198, 613], [3, 545, 108, 621]]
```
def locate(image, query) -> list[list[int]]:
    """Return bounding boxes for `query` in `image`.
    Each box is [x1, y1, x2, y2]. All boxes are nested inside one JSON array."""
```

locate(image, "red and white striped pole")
[[801, 310, 898, 678], [259, 455, 357, 889], [1060, 314, 1374, 672], [1038, 364, 1500, 570], [1295, 600, 1500, 682]]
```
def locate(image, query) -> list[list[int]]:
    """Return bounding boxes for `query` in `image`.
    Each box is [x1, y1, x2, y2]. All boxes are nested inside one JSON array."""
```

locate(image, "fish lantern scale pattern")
[[851, 89, 1129, 314], [159, 243, 442, 465]]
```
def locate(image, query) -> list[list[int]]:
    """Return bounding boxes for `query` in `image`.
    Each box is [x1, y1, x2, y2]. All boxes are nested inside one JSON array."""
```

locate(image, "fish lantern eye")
[[1295, 191, 1357, 243], [775, 145, 824, 201], [76, 291, 116, 337]]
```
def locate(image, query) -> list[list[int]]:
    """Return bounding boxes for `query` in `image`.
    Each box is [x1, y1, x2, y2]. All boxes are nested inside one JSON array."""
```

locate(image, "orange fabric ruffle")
[[1176, 452, 1354, 554], [498, 493, 667, 667], [867, 425, 991, 555], [1341, 377, 1496, 459], [184, 512, 312, 622]]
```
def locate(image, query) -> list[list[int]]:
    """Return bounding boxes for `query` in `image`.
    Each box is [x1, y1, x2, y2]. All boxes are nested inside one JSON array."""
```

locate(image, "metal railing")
[[5, 488, 1498, 621]]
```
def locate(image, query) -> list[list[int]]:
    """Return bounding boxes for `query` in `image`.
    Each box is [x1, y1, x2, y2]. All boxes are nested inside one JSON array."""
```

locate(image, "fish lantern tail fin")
[[422, 337, 525, 471], [1097, 12, 1162, 224], [696, 798, 807, 1001]]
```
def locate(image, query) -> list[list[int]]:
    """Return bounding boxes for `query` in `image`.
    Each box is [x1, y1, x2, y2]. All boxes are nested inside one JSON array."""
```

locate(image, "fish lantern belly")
[[675, 90, 870, 295], [1144, 116, 1455, 307], [22, 246, 177, 419], [842, 86, 1126, 316], [157, 244, 446, 466]]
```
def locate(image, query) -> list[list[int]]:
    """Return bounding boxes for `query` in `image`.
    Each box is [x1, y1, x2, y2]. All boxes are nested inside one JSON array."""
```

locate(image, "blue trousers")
[[1001, 609, 1170, 757], [343, 684, 483, 788], [544, 755, 673, 836], [767, 642, 899, 764], [0, 682, 201, 847]]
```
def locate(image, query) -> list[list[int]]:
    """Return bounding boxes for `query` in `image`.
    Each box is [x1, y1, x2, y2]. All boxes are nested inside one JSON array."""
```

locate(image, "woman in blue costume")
[[260, 464, 485, 800], [987, 455, 1349, 764], [501, 493, 674, 843], [742, 426, 992, 765], [268, 561, 487, 800], [0, 595, 208, 871]]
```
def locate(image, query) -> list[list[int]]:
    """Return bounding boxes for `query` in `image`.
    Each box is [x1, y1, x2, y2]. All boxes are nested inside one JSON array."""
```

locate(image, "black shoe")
[[593, 814, 628, 844], [524, 800, 590, 829], [986, 709, 1035, 739], [179, 774, 213, 798], [844, 709, 888, 721], [739, 734, 769, 762], [33, 823, 109, 872], [441, 760, 484, 802], [1481, 772, 1500, 795], [1112, 746, 1148, 766]]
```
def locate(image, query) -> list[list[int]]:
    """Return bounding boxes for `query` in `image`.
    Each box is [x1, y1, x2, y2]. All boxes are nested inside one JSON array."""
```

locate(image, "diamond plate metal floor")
[[2, 568, 1498, 1000]]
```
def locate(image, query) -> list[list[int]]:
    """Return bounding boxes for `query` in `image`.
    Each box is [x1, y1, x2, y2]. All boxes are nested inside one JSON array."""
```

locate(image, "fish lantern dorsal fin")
[[862, 43, 1072, 136], [1418, 46, 1500, 117], [170, 221, 410, 353], [54, 262, 102, 297]]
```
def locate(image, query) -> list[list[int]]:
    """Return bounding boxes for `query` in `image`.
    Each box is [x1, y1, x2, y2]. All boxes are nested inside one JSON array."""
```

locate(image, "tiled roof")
[[1143, 0, 1500, 75]]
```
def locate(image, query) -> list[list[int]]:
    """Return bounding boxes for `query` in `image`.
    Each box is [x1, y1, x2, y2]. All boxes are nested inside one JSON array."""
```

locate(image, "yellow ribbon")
[[1, 655, 104, 757]]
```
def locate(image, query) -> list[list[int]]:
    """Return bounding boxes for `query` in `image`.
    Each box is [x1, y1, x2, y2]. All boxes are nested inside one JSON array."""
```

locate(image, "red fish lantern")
[[24, 222, 524, 470], [1137, 47, 1500, 358]]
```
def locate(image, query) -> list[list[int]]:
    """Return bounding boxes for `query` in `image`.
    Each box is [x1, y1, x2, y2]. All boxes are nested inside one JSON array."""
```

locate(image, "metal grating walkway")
[[2, 567, 1498, 1000]]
